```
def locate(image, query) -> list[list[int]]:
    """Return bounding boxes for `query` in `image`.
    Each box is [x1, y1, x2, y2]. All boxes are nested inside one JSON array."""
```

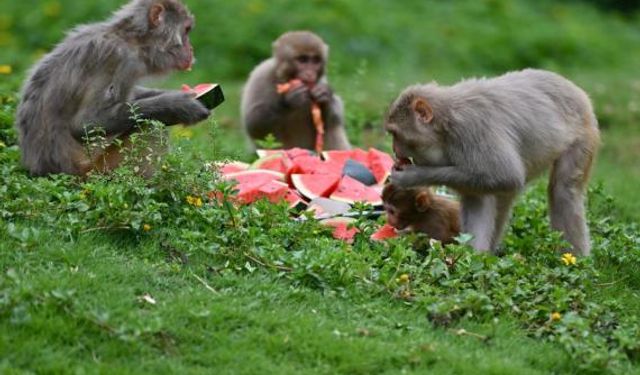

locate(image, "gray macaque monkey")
[[16, 0, 210, 176], [385, 69, 600, 256], [240, 31, 351, 151]]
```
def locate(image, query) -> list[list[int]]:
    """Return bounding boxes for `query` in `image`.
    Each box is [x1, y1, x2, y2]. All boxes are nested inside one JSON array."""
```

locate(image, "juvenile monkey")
[[16, 0, 210, 177], [382, 183, 460, 244], [241, 31, 351, 151], [385, 69, 599, 255]]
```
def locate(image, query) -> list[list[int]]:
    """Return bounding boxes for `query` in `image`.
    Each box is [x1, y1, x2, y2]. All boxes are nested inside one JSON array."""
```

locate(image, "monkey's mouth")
[[393, 157, 414, 171]]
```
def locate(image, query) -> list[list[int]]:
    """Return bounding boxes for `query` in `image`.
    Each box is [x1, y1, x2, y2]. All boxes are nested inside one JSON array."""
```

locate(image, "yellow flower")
[[186, 195, 203, 208], [397, 274, 410, 284], [551, 312, 562, 322], [143, 224, 152, 232], [0, 65, 11, 75], [560, 253, 577, 266]]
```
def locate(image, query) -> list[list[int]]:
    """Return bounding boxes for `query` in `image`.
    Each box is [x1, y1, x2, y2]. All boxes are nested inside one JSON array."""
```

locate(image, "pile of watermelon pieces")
[[215, 147, 400, 241]]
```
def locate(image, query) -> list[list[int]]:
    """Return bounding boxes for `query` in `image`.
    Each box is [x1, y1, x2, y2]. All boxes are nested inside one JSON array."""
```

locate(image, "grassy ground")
[[1, 1, 640, 374]]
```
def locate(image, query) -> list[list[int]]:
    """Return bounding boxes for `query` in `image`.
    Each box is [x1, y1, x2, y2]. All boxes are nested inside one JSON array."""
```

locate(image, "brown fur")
[[382, 183, 460, 244]]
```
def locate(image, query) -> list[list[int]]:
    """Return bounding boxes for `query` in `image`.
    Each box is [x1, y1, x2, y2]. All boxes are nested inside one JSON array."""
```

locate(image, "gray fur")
[[386, 69, 600, 255], [16, 0, 209, 176], [240, 32, 350, 151]]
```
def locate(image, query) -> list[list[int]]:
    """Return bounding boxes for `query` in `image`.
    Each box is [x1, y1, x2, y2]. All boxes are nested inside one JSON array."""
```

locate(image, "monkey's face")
[[385, 93, 447, 166], [146, 2, 196, 72], [382, 185, 432, 230], [273, 31, 328, 83], [293, 53, 324, 84], [172, 18, 194, 71]]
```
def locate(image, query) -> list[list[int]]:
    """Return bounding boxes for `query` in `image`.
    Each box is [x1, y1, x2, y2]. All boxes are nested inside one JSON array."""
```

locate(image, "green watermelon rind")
[[223, 169, 285, 183], [291, 174, 341, 200]]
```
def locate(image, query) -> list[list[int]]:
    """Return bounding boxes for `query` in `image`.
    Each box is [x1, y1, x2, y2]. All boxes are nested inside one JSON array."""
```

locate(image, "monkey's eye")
[[310, 55, 322, 64], [296, 55, 310, 64], [185, 25, 192, 34]]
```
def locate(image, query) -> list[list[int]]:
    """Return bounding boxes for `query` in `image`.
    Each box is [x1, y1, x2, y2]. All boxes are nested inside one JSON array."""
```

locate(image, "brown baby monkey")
[[382, 183, 460, 244]]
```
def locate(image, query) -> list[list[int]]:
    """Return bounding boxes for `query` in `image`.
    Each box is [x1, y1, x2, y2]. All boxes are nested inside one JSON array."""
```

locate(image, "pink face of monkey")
[[293, 53, 323, 84]]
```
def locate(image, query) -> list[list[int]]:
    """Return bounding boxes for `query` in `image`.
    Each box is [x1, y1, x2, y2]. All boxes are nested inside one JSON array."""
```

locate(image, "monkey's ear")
[[415, 191, 431, 212], [412, 98, 434, 124], [149, 4, 165, 27]]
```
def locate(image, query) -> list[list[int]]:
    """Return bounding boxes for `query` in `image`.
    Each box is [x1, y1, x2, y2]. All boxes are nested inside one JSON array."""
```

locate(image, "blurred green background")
[[1, 0, 639, 219]]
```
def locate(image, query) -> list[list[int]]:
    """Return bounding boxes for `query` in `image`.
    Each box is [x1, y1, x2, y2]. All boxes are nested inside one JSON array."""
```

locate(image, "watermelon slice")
[[291, 174, 341, 200], [251, 152, 294, 174], [236, 180, 289, 204], [181, 83, 225, 110], [330, 176, 383, 206], [320, 217, 359, 242], [224, 169, 285, 184], [350, 148, 371, 166], [321, 150, 354, 165], [214, 160, 250, 175], [256, 148, 312, 159], [284, 189, 306, 210], [371, 223, 399, 241], [290, 155, 342, 175], [368, 148, 394, 184]]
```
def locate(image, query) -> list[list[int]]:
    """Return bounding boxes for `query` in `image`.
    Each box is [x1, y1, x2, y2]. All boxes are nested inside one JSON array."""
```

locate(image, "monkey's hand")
[[137, 92, 210, 126], [310, 83, 333, 105], [282, 84, 311, 108], [390, 166, 432, 188]]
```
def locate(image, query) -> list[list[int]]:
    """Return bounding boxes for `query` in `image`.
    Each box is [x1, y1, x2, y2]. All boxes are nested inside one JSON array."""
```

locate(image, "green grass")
[[1, 234, 576, 375], [2, 0, 640, 374]]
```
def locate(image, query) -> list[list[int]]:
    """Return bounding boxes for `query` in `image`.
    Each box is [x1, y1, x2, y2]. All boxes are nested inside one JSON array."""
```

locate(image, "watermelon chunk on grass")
[[236, 180, 289, 204], [320, 217, 358, 242], [371, 223, 399, 241], [291, 174, 341, 200], [330, 175, 383, 206]]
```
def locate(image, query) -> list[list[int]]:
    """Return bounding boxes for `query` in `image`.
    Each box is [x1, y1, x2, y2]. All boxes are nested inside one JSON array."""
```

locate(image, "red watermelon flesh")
[[371, 223, 399, 241], [256, 148, 312, 159], [284, 189, 306, 209], [322, 149, 369, 167], [215, 161, 249, 175], [251, 152, 294, 175], [322, 150, 354, 165], [290, 155, 343, 175], [330, 175, 383, 206], [320, 217, 359, 242], [236, 180, 289, 204], [368, 148, 394, 184], [350, 148, 371, 166], [291, 174, 341, 200], [224, 169, 285, 185], [182, 83, 216, 96]]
